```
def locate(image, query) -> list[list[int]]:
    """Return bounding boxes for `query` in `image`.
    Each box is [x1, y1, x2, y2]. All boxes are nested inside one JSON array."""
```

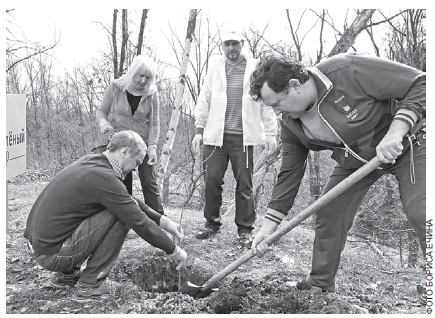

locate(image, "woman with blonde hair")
[[96, 55, 165, 215]]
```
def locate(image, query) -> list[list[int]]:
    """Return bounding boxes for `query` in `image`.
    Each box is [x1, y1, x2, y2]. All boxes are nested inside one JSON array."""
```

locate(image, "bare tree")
[[286, 9, 321, 61], [243, 24, 270, 59], [157, 9, 198, 187], [382, 9, 426, 71], [165, 10, 221, 104], [6, 9, 60, 73]]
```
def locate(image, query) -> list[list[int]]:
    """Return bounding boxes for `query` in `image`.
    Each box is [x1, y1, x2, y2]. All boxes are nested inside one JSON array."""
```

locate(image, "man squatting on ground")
[[250, 53, 426, 293], [192, 29, 277, 247], [24, 130, 187, 303]]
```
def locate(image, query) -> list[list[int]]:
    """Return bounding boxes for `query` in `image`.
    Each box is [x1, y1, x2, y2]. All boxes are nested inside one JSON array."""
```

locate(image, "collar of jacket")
[[215, 51, 257, 88], [308, 67, 333, 102], [113, 81, 154, 100], [103, 150, 124, 180], [281, 67, 377, 167], [281, 67, 335, 146]]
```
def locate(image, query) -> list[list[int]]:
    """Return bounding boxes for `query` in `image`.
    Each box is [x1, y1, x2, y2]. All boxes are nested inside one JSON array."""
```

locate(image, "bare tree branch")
[[7, 41, 59, 73], [369, 9, 410, 28], [328, 9, 376, 57], [316, 10, 325, 63]]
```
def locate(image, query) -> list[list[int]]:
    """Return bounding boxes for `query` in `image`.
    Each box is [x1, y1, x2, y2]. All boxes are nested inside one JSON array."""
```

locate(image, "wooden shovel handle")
[[201, 157, 382, 291]]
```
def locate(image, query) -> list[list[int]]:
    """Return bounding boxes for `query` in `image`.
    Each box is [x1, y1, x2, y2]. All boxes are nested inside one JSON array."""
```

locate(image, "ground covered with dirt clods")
[[6, 181, 427, 314]]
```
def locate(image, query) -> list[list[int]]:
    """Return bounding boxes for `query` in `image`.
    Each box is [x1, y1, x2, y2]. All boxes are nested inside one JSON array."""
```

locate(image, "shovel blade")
[[179, 281, 217, 299]]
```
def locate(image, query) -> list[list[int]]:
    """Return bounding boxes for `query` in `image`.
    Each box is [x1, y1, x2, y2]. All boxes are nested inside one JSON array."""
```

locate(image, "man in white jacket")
[[192, 28, 277, 247]]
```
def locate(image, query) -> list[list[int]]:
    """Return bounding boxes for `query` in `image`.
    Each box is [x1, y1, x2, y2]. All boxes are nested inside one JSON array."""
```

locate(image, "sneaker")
[[48, 270, 80, 289], [238, 233, 253, 248], [296, 280, 335, 293], [74, 283, 111, 303], [195, 228, 220, 240]]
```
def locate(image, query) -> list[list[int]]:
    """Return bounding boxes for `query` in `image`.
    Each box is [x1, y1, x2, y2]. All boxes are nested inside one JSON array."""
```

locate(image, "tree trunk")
[[407, 229, 419, 268], [328, 9, 376, 57], [157, 9, 198, 188], [162, 173, 170, 203], [384, 176, 394, 207], [137, 9, 149, 55], [308, 151, 321, 201], [112, 9, 119, 79], [119, 9, 128, 76]]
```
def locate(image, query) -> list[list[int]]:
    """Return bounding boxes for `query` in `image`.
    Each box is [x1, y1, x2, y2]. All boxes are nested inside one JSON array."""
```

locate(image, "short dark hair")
[[107, 130, 146, 157], [250, 55, 310, 102]]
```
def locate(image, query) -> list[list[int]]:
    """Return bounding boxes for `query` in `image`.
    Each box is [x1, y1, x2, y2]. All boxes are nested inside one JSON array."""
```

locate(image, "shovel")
[[180, 157, 382, 298]]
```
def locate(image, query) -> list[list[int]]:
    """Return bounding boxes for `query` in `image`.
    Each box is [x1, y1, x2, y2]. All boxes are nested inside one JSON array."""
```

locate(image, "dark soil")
[[6, 180, 426, 314]]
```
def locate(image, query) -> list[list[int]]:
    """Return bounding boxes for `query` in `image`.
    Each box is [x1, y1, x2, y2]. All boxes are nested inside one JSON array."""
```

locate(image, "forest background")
[[5, 7, 428, 271]]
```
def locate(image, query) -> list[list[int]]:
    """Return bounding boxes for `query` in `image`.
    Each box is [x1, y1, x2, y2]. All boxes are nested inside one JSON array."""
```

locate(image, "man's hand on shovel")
[[251, 212, 279, 257], [179, 157, 382, 299]]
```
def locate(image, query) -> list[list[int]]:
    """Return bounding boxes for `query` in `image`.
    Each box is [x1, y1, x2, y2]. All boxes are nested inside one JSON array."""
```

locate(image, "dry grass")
[[6, 179, 426, 314]]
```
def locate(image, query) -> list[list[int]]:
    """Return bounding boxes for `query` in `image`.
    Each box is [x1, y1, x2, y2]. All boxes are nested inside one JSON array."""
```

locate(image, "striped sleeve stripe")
[[265, 210, 286, 224], [394, 113, 415, 130]]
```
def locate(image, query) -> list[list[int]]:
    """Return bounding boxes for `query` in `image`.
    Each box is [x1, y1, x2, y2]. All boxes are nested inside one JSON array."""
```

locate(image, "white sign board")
[[6, 94, 27, 180]]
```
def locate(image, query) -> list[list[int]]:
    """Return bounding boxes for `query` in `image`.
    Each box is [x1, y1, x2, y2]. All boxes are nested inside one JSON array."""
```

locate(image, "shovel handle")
[[261, 156, 381, 247], [201, 157, 382, 291]]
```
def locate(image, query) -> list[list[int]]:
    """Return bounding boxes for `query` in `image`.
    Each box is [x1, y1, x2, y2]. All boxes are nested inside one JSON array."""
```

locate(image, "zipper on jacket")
[[317, 105, 368, 164], [309, 67, 379, 168], [315, 86, 381, 168]]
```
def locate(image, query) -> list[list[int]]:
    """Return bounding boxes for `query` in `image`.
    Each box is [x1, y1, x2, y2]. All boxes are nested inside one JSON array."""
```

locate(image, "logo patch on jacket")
[[334, 95, 359, 120], [346, 109, 359, 120]]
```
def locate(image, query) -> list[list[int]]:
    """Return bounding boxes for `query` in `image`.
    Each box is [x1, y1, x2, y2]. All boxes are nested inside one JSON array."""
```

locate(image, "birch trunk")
[[157, 9, 197, 188]]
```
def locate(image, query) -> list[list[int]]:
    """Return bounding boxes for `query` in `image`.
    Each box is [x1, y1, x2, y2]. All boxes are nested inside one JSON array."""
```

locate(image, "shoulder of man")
[[315, 53, 353, 72], [208, 55, 226, 68], [317, 52, 383, 75]]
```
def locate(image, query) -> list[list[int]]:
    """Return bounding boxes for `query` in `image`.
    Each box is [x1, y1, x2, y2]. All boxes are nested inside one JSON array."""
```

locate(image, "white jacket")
[[194, 51, 277, 146]]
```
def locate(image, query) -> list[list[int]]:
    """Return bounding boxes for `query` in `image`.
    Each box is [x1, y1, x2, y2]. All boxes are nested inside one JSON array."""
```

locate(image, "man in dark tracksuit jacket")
[[249, 53, 425, 292], [24, 131, 186, 302]]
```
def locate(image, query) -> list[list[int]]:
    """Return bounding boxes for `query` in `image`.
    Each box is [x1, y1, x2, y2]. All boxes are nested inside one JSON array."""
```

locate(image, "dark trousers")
[[203, 134, 255, 235], [124, 154, 164, 215], [28, 209, 130, 287], [308, 136, 426, 291]]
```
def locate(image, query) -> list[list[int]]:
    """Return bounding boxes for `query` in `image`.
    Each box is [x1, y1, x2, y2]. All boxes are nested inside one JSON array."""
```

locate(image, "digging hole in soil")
[[113, 254, 213, 294], [112, 253, 255, 313]]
